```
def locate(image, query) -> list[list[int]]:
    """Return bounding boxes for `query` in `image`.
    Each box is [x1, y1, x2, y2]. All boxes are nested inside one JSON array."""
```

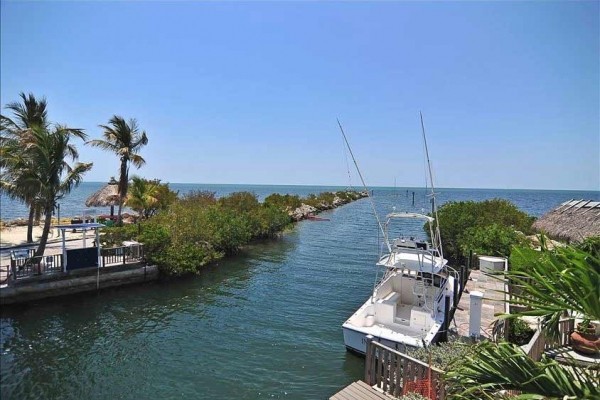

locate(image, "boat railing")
[[364, 336, 445, 399]]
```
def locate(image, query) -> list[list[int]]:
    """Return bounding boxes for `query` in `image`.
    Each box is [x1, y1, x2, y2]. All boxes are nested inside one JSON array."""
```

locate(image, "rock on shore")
[[289, 190, 368, 222]]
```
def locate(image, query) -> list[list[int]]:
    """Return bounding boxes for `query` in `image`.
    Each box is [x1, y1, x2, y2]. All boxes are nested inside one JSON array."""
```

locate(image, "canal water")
[[1, 187, 598, 399]]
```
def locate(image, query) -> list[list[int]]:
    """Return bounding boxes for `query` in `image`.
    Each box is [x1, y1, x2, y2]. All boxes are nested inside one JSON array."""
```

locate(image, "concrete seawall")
[[1, 263, 159, 305]]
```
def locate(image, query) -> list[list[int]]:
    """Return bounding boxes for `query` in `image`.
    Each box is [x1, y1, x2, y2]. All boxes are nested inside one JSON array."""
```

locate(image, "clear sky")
[[1, 1, 598, 190]]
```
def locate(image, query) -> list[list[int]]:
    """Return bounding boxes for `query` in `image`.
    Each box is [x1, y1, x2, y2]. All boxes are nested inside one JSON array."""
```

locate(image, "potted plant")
[[570, 319, 600, 355]]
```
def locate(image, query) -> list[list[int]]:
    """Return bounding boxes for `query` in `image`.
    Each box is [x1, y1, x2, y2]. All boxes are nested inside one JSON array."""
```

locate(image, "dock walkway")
[[453, 269, 506, 338], [330, 381, 394, 400]]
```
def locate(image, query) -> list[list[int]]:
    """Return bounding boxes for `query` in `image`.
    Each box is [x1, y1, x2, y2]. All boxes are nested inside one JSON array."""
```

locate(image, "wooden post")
[[62, 230, 68, 272], [365, 335, 374, 385], [442, 296, 450, 342], [453, 271, 459, 311], [467, 249, 472, 270]]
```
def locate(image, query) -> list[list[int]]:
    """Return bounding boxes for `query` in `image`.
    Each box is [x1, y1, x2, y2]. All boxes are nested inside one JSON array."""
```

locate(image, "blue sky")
[[1, 1, 598, 190]]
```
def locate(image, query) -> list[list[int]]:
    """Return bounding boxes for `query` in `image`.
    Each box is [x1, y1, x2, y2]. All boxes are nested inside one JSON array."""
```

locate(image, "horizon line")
[[80, 181, 600, 193]]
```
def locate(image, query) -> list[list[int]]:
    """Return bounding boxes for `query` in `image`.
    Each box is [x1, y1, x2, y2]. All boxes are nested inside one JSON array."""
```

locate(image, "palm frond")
[[446, 341, 599, 399]]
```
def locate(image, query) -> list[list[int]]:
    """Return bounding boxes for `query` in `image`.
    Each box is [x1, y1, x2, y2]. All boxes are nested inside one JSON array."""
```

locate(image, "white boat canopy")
[[386, 212, 434, 223]]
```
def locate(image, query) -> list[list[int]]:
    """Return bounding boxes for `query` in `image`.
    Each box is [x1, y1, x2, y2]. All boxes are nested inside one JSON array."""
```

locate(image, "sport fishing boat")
[[342, 211, 458, 354], [340, 113, 458, 354]]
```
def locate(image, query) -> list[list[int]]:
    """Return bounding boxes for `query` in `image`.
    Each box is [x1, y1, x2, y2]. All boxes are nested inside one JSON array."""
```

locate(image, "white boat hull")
[[342, 273, 456, 354], [342, 324, 416, 355]]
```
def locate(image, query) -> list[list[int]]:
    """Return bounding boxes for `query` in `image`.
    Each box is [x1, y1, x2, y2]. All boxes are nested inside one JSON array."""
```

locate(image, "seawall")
[[1, 263, 159, 305]]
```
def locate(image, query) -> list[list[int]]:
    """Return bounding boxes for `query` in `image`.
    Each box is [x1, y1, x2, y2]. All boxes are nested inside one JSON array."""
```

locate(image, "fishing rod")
[[337, 118, 391, 253]]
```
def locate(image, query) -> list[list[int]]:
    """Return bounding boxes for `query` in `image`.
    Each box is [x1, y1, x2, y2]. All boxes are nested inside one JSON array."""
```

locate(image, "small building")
[[532, 199, 600, 243]]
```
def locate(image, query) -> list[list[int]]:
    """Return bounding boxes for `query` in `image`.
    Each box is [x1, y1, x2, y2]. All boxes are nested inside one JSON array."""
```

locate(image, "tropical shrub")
[[576, 235, 600, 258], [459, 223, 529, 259], [507, 318, 535, 346], [500, 243, 600, 340], [446, 341, 599, 399], [107, 191, 293, 275], [179, 190, 217, 207], [429, 199, 535, 264], [101, 189, 363, 276], [407, 337, 475, 371], [100, 224, 139, 247], [264, 193, 302, 210], [508, 246, 548, 272]]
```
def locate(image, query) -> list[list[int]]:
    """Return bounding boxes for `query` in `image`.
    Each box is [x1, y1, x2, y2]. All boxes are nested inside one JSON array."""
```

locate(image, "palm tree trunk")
[[34, 208, 53, 257], [117, 158, 128, 226], [26, 204, 35, 243]]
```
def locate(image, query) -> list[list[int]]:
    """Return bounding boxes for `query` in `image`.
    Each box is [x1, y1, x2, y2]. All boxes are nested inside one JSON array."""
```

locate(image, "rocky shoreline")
[[288, 190, 368, 221]]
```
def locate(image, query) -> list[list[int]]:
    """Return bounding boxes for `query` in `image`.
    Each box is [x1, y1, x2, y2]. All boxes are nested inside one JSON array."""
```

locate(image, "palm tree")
[[1, 93, 49, 242], [126, 176, 159, 219], [21, 125, 93, 256], [87, 116, 148, 224]]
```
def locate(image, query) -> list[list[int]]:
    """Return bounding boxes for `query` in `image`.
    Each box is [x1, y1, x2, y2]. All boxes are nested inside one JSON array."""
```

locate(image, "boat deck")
[[330, 380, 395, 400]]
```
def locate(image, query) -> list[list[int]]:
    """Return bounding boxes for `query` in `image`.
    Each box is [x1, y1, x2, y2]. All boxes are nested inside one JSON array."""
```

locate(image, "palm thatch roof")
[[85, 179, 120, 207], [532, 199, 600, 243]]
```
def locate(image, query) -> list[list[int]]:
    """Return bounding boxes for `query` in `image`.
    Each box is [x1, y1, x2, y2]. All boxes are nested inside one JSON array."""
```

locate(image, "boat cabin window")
[[416, 242, 427, 250], [417, 272, 443, 287]]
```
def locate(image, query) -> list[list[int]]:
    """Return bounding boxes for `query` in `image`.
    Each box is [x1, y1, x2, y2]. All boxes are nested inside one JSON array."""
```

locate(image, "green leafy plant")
[[498, 243, 600, 340], [445, 341, 599, 399], [407, 338, 475, 371], [507, 318, 535, 346], [427, 199, 535, 265], [576, 236, 600, 258]]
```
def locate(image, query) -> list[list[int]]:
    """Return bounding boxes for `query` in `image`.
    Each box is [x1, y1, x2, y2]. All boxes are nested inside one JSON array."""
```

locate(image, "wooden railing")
[[364, 337, 445, 399], [101, 245, 145, 267], [7, 244, 145, 281], [10, 254, 63, 279], [546, 318, 574, 350], [522, 329, 545, 361], [516, 318, 575, 362]]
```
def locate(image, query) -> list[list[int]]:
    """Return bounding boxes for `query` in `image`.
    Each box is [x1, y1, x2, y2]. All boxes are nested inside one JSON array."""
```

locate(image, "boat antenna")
[[337, 118, 391, 252], [420, 112, 444, 260]]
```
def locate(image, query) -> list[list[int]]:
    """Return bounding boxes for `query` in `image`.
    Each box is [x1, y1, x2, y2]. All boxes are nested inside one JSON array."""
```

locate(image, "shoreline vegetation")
[[99, 189, 367, 276]]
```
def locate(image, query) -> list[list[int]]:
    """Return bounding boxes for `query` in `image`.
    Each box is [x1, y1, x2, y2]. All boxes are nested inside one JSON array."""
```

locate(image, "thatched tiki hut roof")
[[532, 199, 600, 243], [85, 178, 120, 215]]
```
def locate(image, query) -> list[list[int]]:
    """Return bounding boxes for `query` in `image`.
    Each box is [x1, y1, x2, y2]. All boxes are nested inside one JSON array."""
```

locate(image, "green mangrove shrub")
[[428, 199, 534, 264], [137, 191, 291, 275]]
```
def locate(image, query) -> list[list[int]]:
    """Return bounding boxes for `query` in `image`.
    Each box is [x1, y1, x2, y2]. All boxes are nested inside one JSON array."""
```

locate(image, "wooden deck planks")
[[330, 381, 394, 400]]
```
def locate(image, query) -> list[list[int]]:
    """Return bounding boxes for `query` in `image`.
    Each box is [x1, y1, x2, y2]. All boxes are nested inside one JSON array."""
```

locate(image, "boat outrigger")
[[339, 113, 458, 354]]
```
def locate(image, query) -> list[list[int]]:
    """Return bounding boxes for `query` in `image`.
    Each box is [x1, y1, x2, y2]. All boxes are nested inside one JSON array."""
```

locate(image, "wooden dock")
[[330, 381, 394, 400], [453, 268, 507, 339]]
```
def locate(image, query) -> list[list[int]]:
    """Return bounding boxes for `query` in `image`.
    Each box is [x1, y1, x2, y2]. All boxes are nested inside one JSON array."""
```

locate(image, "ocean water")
[[0, 184, 598, 400], [1, 182, 598, 221]]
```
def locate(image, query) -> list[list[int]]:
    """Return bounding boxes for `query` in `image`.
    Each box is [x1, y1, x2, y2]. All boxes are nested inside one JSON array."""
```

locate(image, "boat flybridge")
[[342, 212, 458, 354]]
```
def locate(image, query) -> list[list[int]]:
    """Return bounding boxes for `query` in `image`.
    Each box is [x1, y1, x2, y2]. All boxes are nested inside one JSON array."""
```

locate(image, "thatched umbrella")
[[85, 178, 120, 216], [533, 199, 600, 243]]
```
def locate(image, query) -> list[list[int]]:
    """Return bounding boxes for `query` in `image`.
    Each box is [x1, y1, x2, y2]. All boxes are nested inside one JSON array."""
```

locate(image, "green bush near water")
[[428, 199, 535, 265], [140, 191, 292, 275], [102, 189, 364, 276]]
